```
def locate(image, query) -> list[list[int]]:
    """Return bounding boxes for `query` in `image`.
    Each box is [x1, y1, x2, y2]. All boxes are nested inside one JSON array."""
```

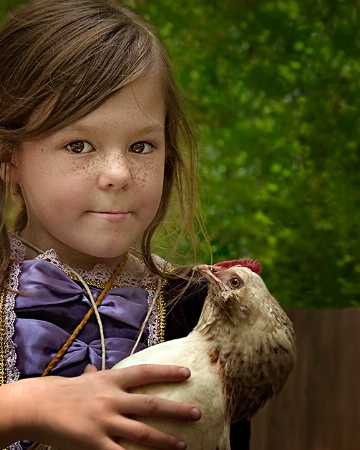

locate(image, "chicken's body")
[[115, 334, 227, 449], [114, 261, 296, 450]]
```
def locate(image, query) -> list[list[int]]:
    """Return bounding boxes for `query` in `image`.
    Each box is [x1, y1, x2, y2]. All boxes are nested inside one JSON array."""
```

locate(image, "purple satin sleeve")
[[14, 259, 150, 378]]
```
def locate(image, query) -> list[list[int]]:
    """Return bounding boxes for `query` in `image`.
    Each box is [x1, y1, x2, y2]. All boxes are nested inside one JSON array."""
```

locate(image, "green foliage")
[[1, 0, 359, 308], [128, 0, 360, 308], [0, 0, 25, 16]]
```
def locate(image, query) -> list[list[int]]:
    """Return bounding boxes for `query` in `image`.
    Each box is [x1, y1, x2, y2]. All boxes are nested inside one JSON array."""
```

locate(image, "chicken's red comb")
[[213, 259, 262, 275]]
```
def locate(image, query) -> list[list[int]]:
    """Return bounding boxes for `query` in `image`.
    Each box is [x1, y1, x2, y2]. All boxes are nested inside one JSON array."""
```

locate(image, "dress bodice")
[[1, 237, 166, 383]]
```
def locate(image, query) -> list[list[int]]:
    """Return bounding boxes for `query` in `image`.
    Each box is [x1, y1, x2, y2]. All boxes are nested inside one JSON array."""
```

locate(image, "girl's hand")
[[2, 365, 201, 450]]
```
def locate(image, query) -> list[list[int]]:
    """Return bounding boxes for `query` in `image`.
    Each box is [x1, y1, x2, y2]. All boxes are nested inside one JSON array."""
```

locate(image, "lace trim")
[[10, 237, 168, 289], [146, 280, 167, 346], [38, 249, 162, 289], [0, 260, 21, 386], [8, 236, 26, 263], [7, 443, 22, 450], [0, 257, 22, 450], [147, 289, 158, 347]]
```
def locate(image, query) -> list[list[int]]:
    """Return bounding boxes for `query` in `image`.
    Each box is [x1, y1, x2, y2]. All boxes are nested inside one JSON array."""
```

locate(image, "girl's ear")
[[0, 162, 20, 184]]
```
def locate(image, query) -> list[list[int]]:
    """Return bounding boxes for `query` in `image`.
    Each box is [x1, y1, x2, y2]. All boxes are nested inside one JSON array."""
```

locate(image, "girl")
[[0, 0, 250, 449]]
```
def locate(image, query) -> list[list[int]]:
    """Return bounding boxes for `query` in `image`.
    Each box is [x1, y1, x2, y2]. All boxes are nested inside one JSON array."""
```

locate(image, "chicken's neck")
[[192, 298, 238, 358], [193, 298, 222, 333], [191, 299, 249, 422]]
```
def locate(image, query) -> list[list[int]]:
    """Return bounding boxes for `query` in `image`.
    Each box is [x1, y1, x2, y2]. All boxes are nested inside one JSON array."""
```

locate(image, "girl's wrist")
[[0, 381, 27, 446], [0, 378, 42, 446]]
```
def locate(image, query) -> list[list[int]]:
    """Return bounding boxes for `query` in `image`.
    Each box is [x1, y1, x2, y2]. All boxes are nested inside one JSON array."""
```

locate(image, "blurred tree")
[[1, 0, 359, 307], [127, 0, 360, 308]]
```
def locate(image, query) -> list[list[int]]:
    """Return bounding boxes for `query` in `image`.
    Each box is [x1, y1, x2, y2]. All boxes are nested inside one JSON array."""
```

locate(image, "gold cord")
[[42, 254, 127, 376]]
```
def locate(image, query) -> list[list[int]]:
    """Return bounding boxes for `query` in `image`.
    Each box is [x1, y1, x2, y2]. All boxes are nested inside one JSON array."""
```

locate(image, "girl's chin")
[[54, 244, 131, 271]]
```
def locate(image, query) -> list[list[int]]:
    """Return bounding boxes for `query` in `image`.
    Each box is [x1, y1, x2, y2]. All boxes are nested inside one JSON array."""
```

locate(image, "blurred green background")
[[1, 0, 359, 308]]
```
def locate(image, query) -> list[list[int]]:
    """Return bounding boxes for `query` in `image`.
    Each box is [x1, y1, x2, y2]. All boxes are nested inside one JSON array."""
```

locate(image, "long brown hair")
[[0, 0, 201, 278]]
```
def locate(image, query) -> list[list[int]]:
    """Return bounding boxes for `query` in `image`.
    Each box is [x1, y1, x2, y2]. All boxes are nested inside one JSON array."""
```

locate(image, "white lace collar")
[[10, 235, 169, 289]]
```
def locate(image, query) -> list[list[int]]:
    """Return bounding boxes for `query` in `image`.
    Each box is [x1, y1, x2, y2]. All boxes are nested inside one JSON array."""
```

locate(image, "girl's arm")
[[0, 364, 201, 450]]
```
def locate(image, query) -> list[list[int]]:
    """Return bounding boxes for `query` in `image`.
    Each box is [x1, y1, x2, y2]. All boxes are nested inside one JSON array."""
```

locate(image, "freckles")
[[70, 158, 97, 180], [84, 158, 98, 174], [135, 169, 149, 187], [132, 161, 154, 187]]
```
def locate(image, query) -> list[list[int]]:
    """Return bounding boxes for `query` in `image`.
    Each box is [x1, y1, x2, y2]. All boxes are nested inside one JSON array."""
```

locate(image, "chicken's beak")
[[193, 264, 223, 290]]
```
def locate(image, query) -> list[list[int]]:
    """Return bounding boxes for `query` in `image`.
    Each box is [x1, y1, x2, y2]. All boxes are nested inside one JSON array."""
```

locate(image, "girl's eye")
[[66, 141, 94, 154], [130, 141, 154, 154], [228, 277, 244, 289]]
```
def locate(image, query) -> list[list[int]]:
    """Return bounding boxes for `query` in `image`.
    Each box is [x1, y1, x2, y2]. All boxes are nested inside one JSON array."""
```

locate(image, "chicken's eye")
[[228, 276, 244, 289]]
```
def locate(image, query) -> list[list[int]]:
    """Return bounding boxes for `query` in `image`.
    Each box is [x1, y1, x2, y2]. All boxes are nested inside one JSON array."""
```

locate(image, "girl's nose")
[[98, 151, 132, 190]]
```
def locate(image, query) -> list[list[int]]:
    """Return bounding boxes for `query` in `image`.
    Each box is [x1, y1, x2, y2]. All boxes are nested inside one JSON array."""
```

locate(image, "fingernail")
[[176, 441, 187, 450], [190, 407, 201, 420], [179, 367, 190, 378]]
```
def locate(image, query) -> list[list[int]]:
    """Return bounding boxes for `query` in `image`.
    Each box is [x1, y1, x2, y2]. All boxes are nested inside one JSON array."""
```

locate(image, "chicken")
[[114, 259, 296, 450]]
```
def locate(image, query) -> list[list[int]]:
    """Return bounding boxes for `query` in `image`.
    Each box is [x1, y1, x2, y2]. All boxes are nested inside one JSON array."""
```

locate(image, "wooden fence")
[[249, 308, 360, 450]]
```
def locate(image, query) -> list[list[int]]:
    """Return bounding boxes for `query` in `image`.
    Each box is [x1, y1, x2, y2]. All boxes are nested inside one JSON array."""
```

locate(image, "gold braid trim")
[[155, 279, 167, 343], [0, 276, 9, 386]]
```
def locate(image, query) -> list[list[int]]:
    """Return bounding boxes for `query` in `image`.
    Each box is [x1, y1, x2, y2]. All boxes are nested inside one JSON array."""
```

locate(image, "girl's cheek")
[[131, 159, 164, 188], [134, 163, 151, 187]]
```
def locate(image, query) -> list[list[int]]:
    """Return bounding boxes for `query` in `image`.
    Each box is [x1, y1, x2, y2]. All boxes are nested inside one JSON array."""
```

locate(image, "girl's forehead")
[[26, 72, 167, 137], [69, 76, 166, 127]]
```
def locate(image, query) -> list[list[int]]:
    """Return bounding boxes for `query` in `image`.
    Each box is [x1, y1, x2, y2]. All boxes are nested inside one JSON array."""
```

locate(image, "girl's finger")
[[111, 364, 191, 389], [115, 392, 201, 421], [111, 416, 187, 450]]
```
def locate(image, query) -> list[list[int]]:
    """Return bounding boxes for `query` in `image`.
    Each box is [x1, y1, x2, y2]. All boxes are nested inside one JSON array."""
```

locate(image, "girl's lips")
[[89, 211, 131, 222]]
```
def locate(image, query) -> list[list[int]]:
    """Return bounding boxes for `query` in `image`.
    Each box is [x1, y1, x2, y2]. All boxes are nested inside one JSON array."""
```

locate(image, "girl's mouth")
[[89, 211, 131, 222]]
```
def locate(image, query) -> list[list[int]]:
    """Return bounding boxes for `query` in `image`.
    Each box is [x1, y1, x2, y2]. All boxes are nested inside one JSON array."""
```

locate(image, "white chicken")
[[114, 259, 296, 450]]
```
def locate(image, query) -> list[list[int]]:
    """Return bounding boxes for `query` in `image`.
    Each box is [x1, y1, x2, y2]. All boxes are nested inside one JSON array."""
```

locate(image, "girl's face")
[[13, 75, 166, 270]]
